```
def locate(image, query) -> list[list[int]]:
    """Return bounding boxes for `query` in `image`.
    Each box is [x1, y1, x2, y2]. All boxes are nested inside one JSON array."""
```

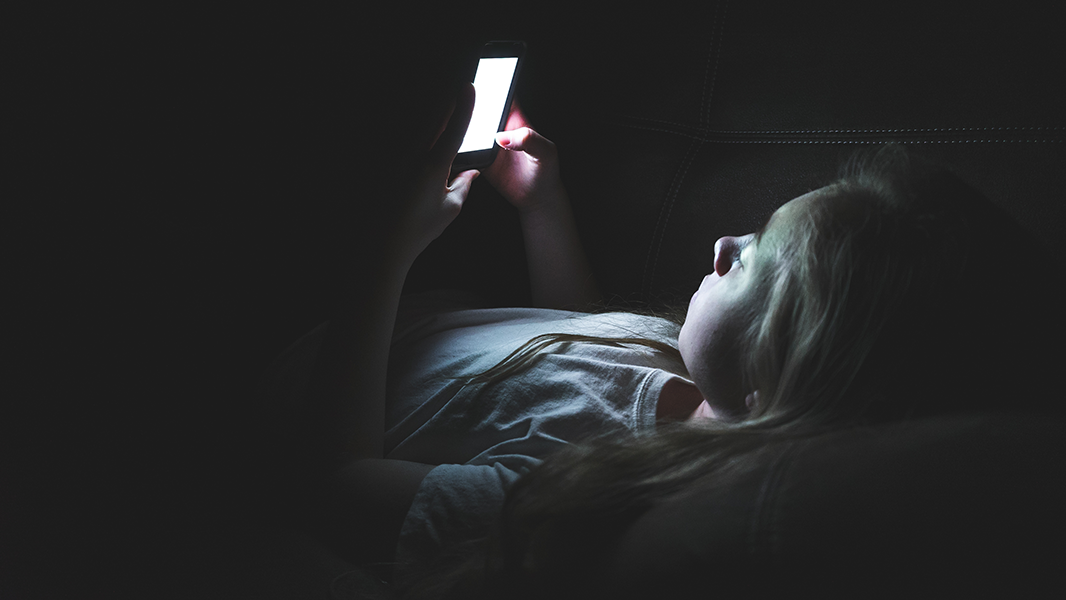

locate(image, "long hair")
[[741, 144, 989, 426], [456, 302, 689, 389], [397, 145, 1061, 599]]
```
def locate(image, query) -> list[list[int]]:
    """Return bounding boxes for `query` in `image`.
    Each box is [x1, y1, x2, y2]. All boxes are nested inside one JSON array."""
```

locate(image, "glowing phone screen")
[[458, 57, 519, 153]]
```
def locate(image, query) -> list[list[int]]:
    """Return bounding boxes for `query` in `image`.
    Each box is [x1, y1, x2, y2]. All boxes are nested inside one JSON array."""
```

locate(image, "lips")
[[692, 273, 718, 305]]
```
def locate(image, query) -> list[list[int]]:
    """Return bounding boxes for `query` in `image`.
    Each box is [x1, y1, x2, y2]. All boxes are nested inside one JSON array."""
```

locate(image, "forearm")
[[519, 189, 603, 311], [297, 81, 475, 477], [303, 258, 410, 472]]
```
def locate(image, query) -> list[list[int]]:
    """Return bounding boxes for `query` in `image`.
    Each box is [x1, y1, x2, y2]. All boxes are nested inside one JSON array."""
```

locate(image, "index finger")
[[503, 97, 532, 132], [429, 81, 476, 168]]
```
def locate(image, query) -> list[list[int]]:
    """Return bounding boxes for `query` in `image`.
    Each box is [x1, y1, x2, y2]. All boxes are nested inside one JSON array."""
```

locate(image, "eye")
[[734, 239, 750, 266], [736, 235, 757, 268]]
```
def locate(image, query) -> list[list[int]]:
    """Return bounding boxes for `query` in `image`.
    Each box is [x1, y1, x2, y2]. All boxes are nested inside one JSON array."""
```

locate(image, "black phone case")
[[451, 40, 526, 174]]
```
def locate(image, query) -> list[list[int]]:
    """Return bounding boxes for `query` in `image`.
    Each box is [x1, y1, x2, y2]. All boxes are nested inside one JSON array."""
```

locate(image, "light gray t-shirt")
[[385, 291, 690, 580]]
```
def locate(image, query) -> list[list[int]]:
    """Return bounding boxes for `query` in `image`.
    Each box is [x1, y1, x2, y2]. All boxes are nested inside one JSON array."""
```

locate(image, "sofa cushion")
[[428, 0, 1066, 306], [602, 411, 1066, 597]]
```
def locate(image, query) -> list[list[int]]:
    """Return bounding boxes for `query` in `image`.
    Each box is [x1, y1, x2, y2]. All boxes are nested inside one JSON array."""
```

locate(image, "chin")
[[677, 326, 690, 361]]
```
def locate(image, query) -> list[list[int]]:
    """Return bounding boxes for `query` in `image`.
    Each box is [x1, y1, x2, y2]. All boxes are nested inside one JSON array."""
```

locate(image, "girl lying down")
[[261, 82, 1059, 599]]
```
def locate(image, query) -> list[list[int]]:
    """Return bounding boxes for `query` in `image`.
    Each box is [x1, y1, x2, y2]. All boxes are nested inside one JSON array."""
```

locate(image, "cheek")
[[679, 300, 703, 352], [678, 294, 704, 360], [677, 321, 696, 372], [680, 296, 751, 416], [679, 304, 717, 372]]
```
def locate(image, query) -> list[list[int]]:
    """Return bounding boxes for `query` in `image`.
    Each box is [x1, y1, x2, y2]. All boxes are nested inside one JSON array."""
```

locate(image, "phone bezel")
[[451, 40, 526, 173]]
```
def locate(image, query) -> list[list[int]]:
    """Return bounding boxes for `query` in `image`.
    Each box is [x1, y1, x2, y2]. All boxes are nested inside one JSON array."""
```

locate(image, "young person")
[[261, 82, 1059, 598]]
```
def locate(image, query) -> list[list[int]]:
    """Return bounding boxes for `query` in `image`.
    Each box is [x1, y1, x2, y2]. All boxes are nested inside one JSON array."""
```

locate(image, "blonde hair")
[[736, 144, 1009, 427], [457, 303, 689, 388], [739, 146, 915, 425], [466, 145, 960, 427]]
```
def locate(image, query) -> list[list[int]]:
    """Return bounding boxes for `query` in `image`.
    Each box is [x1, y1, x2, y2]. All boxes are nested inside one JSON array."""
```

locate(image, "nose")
[[714, 236, 740, 277]]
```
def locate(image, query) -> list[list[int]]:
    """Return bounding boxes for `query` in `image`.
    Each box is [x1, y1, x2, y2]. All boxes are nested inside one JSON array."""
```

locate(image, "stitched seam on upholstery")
[[645, 2, 726, 301], [711, 1, 728, 123], [718, 126, 1066, 134], [642, 137, 704, 299], [618, 123, 1065, 143], [698, 3, 715, 127], [747, 442, 798, 560], [616, 114, 1065, 134], [701, 1, 728, 126]]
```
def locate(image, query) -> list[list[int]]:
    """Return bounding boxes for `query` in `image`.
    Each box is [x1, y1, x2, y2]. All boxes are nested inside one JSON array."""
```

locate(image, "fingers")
[[442, 169, 479, 219], [495, 127, 557, 160], [502, 98, 531, 132], [445, 169, 479, 199], [429, 82, 476, 168], [421, 90, 455, 153]]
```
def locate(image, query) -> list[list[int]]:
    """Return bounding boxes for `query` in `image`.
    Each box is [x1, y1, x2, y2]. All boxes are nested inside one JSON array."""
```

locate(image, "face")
[[678, 191, 820, 418]]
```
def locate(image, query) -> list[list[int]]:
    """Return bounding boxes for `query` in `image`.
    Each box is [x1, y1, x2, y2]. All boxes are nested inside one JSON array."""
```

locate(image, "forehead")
[[759, 189, 823, 245]]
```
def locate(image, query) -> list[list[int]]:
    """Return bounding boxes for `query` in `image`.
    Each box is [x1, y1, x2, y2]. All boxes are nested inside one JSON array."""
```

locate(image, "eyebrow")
[[754, 212, 773, 245]]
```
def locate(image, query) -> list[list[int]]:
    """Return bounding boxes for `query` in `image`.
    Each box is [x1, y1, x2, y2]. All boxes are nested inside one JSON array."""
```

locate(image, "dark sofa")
[[397, 2, 1066, 596], [9, 1, 1064, 599]]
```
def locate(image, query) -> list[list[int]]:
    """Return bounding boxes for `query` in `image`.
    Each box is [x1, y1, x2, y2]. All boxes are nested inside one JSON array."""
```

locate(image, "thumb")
[[495, 127, 556, 159], [446, 169, 480, 201]]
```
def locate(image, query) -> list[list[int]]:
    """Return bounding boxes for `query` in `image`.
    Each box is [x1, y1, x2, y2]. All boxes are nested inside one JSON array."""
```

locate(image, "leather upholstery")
[[19, 3, 1063, 598], [420, 1, 1066, 593], [414, 1, 1065, 309], [603, 412, 1065, 596]]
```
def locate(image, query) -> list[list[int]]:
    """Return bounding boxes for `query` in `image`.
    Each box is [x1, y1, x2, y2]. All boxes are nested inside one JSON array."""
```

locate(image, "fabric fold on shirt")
[[384, 291, 691, 581]]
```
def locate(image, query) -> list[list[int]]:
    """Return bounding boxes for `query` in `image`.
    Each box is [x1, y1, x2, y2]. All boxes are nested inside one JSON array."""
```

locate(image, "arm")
[[517, 184, 602, 311], [485, 106, 603, 311], [303, 262, 408, 470], [303, 83, 479, 473]]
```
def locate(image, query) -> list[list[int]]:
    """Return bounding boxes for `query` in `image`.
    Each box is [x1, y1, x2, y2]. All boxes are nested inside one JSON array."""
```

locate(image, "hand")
[[483, 100, 567, 214], [390, 82, 480, 268]]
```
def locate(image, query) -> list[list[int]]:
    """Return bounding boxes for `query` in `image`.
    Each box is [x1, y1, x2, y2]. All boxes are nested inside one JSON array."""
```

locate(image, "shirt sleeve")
[[393, 460, 533, 583], [387, 306, 686, 580]]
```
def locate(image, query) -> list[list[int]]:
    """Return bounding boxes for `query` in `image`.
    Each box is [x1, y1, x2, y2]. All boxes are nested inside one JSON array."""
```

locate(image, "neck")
[[657, 378, 711, 422]]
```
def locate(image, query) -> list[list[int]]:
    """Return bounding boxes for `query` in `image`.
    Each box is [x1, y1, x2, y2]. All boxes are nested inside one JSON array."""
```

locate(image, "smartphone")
[[451, 41, 526, 173]]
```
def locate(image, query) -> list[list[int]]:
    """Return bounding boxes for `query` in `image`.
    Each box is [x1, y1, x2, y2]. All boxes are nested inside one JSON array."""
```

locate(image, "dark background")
[[7, 3, 532, 598], [6, 1, 1065, 598]]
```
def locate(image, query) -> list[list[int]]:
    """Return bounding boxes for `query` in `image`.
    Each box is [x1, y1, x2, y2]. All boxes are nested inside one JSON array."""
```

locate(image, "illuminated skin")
[[677, 192, 820, 420], [485, 106, 823, 422], [485, 103, 603, 310]]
